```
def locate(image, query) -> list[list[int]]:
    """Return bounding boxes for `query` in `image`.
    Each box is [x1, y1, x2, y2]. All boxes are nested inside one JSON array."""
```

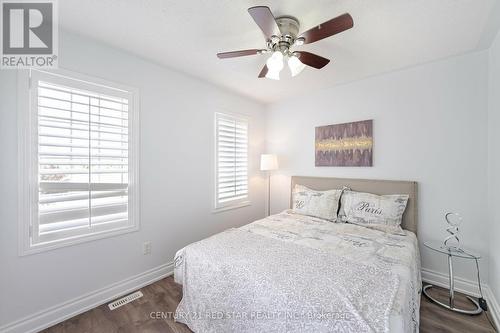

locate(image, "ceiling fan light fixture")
[[265, 69, 281, 80], [294, 37, 305, 46], [265, 51, 284, 80], [266, 51, 284, 72], [288, 55, 306, 77], [216, 7, 353, 79]]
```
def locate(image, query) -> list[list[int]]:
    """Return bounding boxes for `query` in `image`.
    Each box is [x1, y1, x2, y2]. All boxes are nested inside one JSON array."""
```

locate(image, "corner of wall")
[[487, 29, 500, 318]]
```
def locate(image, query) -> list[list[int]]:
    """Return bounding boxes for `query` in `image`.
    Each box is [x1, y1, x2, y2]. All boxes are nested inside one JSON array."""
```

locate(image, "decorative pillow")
[[340, 191, 409, 234], [292, 185, 342, 222]]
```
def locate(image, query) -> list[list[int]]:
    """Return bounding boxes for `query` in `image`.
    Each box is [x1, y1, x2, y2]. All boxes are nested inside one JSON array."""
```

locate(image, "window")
[[19, 69, 139, 254], [214, 113, 249, 210]]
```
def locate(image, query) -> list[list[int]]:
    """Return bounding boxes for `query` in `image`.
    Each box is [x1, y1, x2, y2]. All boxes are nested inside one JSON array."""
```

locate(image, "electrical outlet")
[[143, 241, 152, 255]]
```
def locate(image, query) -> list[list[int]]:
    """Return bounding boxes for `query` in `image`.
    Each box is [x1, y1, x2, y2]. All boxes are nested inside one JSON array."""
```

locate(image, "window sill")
[[213, 201, 251, 214], [19, 224, 139, 256]]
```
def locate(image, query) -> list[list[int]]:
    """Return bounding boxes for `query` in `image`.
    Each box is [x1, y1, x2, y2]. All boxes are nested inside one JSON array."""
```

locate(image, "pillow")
[[339, 191, 409, 234], [292, 185, 342, 222]]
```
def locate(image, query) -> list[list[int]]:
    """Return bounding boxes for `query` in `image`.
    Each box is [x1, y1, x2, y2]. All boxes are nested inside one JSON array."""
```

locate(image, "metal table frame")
[[423, 241, 482, 315]]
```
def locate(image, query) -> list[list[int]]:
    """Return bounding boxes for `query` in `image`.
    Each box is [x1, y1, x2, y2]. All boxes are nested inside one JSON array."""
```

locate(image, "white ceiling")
[[59, 0, 500, 104]]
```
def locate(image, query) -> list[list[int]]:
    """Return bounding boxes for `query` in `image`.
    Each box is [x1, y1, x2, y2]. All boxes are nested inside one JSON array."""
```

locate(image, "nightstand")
[[423, 240, 483, 315]]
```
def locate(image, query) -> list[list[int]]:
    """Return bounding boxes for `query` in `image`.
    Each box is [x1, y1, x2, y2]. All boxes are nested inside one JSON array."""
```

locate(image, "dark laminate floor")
[[41, 277, 496, 333]]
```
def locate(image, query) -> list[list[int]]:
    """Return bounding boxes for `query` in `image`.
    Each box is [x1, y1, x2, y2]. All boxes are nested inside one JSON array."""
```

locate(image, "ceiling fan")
[[217, 6, 354, 80]]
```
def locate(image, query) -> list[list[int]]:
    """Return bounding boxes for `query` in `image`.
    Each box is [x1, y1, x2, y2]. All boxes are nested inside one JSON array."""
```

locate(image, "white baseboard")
[[484, 286, 500, 331], [421, 267, 482, 297], [422, 267, 499, 330], [0, 261, 174, 333]]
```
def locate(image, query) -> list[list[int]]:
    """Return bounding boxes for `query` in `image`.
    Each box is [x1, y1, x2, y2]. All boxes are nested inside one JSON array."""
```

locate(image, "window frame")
[[18, 68, 140, 256], [213, 112, 250, 212]]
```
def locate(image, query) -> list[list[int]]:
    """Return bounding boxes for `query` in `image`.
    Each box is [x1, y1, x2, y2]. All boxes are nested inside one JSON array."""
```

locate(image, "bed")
[[174, 176, 421, 333]]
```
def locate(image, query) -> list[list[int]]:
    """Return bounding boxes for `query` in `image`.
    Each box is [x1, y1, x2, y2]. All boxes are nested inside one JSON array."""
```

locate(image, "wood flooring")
[[41, 277, 496, 333]]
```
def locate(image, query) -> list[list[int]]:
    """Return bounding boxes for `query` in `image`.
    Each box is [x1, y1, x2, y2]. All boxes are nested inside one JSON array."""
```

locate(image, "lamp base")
[[423, 285, 482, 315], [267, 173, 271, 217]]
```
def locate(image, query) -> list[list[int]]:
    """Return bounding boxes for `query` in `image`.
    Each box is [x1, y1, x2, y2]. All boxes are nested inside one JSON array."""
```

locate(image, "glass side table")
[[423, 240, 482, 315]]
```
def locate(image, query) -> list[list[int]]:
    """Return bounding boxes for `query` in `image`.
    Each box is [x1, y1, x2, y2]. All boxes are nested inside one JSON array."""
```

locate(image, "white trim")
[[18, 68, 141, 255], [485, 286, 500, 331], [422, 267, 499, 330], [421, 267, 482, 297], [32, 68, 137, 94], [212, 200, 251, 214], [17, 69, 31, 256], [21, 224, 140, 256], [0, 262, 174, 333]]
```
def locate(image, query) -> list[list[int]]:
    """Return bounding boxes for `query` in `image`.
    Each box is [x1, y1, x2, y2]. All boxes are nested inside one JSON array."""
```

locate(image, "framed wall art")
[[315, 120, 373, 167]]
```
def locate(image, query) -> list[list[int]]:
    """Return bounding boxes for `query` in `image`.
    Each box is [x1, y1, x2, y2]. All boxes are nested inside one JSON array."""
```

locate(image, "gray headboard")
[[290, 176, 419, 235]]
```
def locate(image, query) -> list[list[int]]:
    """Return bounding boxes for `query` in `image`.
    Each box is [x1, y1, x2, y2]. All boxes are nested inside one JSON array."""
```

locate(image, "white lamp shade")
[[288, 55, 306, 77], [265, 51, 284, 80], [266, 51, 284, 71], [260, 154, 278, 171], [265, 69, 281, 80]]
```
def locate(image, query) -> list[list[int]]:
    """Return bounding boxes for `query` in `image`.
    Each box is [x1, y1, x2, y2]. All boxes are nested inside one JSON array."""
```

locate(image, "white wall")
[[1, 26, 498, 331], [0, 31, 266, 328], [488, 31, 500, 307], [266, 51, 490, 282]]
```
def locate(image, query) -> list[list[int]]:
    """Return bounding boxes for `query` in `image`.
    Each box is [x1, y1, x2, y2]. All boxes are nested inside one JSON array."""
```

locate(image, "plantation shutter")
[[32, 71, 137, 244], [215, 113, 249, 208]]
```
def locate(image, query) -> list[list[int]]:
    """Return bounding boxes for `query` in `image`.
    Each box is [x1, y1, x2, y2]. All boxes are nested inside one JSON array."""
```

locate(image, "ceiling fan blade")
[[298, 13, 353, 44], [294, 51, 330, 69], [217, 49, 265, 59], [258, 65, 268, 78], [248, 6, 281, 39]]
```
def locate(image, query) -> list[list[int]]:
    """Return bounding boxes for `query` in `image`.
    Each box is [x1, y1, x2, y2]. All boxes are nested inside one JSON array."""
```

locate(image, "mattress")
[[174, 210, 421, 332]]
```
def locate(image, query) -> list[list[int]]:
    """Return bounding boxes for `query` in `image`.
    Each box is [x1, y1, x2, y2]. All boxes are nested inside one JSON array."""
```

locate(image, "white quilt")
[[174, 210, 421, 333]]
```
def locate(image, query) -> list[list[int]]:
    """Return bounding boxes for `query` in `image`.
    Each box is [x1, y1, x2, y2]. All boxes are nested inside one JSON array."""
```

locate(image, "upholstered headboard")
[[290, 176, 419, 235]]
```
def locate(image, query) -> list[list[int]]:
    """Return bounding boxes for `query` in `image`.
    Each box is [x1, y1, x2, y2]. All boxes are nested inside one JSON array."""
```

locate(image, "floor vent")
[[108, 291, 143, 310]]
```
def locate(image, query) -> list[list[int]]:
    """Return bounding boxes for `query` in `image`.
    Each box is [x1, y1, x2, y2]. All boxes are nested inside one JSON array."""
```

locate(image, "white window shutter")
[[21, 69, 140, 252], [215, 113, 249, 209]]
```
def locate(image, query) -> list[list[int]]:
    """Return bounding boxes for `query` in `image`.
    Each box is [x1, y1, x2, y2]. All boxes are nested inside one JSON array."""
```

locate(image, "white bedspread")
[[174, 210, 421, 333]]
